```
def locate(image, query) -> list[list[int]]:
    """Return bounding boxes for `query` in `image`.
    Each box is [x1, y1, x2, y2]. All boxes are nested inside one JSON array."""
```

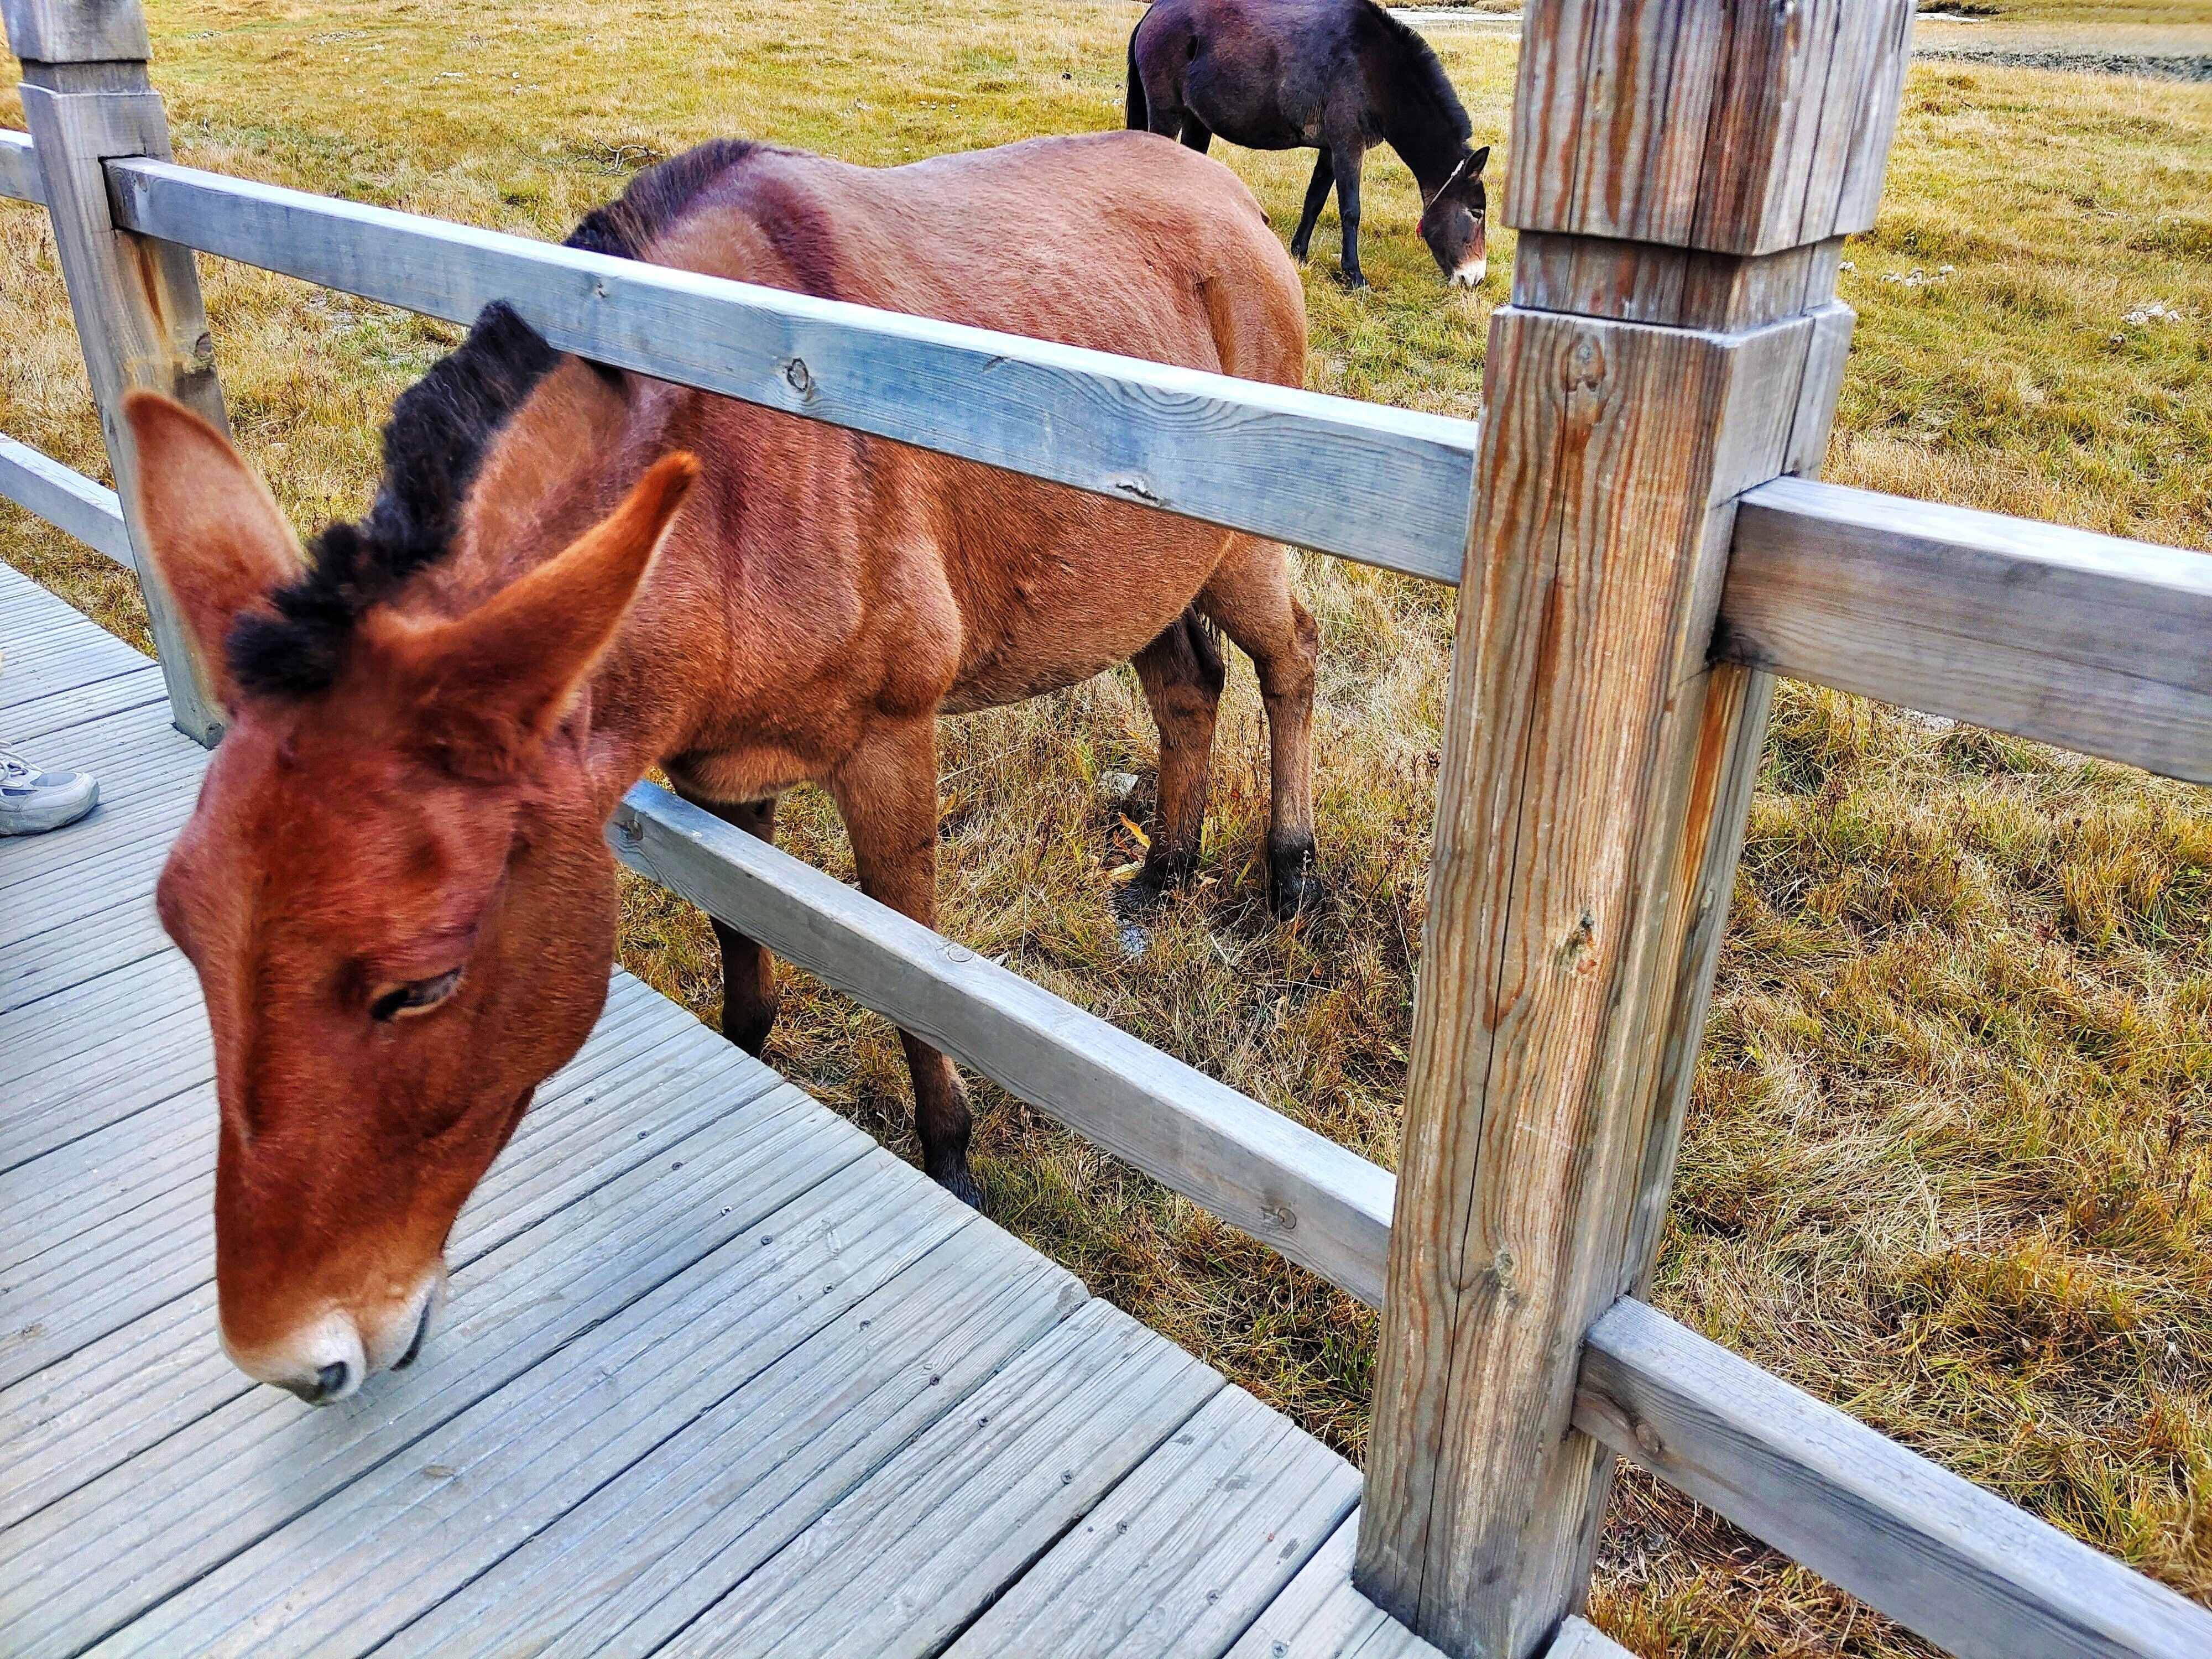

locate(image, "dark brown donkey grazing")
[[1128, 0, 1489, 290], [131, 131, 1317, 1404]]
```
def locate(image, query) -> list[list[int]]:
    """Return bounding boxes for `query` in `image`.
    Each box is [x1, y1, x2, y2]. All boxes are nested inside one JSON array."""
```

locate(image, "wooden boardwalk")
[[0, 562, 1441, 1659]]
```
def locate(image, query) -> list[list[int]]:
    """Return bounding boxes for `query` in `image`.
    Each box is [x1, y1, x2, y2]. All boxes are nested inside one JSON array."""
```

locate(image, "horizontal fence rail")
[[1576, 1300, 2212, 1659], [611, 782, 1396, 1305], [101, 154, 1481, 583], [1725, 477, 2212, 785], [0, 432, 129, 562], [22, 129, 2211, 784], [0, 126, 40, 202]]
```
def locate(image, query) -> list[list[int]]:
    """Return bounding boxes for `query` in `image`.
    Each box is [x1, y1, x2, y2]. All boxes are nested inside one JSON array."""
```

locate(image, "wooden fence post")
[[1356, 5, 1916, 1656], [4, 0, 236, 744]]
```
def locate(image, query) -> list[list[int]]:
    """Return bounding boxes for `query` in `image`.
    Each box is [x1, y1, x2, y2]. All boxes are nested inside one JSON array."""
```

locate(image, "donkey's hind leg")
[[1290, 148, 1335, 262], [1199, 536, 1322, 919], [1125, 607, 1227, 915], [677, 791, 781, 1053], [1179, 115, 1214, 154]]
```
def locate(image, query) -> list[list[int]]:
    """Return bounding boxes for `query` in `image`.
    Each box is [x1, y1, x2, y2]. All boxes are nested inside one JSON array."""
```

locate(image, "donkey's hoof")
[[723, 1007, 776, 1058], [1335, 269, 1369, 291], [933, 1166, 986, 1211], [1269, 838, 1323, 921]]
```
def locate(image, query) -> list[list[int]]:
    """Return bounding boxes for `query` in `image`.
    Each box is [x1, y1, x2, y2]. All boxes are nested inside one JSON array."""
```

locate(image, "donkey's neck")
[[1376, 38, 1472, 197]]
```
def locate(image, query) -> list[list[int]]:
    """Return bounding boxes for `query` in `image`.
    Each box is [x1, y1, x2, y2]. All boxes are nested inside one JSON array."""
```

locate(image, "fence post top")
[[1503, 0, 1917, 256], [2, 0, 149, 66]]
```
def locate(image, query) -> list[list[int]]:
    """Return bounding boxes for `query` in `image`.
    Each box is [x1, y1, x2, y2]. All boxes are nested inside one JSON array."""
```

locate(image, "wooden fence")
[[3, 2, 2209, 1655]]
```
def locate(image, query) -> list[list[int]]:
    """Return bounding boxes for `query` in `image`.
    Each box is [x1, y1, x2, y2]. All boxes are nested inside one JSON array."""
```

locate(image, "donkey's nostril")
[[315, 1360, 349, 1399]]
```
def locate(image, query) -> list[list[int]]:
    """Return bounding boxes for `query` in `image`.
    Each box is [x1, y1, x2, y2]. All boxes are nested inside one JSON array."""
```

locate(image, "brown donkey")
[[131, 132, 1319, 1403]]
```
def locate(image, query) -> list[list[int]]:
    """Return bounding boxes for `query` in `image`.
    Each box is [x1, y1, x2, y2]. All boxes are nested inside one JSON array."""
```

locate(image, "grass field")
[[6, 3, 2211, 1653]]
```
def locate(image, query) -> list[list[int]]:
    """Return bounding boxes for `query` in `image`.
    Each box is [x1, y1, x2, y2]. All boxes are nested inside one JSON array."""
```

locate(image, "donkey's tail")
[[1125, 21, 1148, 130]]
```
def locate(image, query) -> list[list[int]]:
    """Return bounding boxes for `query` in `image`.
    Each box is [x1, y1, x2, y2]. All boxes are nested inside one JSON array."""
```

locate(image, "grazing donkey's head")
[[1418, 145, 1489, 288], [123, 383, 696, 1404]]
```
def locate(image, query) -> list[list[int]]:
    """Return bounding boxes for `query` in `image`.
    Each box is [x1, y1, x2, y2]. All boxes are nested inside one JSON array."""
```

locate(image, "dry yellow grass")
[[5, 3, 2210, 1653]]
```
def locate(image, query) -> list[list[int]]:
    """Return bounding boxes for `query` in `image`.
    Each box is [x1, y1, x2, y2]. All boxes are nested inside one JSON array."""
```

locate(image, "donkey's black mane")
[[228, 140, 766, 700]]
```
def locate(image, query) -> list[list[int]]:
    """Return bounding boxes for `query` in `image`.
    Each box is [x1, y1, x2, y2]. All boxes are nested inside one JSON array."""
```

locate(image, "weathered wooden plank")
[[1575, 1298, 2212, 1659], [93, 1157, 979, 1658], [3, 1081, 869, 1657], [652, 1298, 1222, 1659], [0, 1082, 206, 1271], [0, 1155, 208, 1391], [0, 977, 699, 1530], [0, 434, 131, 564], [105, 155, 1483, 583], [2, 662, 166, 748], [375, 1227, 1084, 1657], [1228, 1512, 1448, 1659], [0, 0, 149, 65], [0, 883, 169, 1015], [948, 1383, 1360, 1658], [614, 783, 1394, 1305], [1543, 1616, 1636, 1659], [0, 611, 149, 715], [0, 124, 42, 202], [0, 947, 200, 1092], [0, 773, 200, 925], [1721, 477, 2212, 784], [17, 42, 234, 742]]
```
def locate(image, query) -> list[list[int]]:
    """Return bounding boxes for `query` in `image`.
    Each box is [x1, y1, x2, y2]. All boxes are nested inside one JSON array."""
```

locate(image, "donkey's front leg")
[[1334, 146, 1368, 288], [677, 790, 780, 1053], [829, 718, 980, 1209]]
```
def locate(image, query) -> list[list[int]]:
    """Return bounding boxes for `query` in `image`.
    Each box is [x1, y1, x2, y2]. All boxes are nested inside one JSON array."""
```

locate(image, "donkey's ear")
[[121, 390, 302, 703], [1470, 145, 1490, 174], [383, 452, 698, 775]]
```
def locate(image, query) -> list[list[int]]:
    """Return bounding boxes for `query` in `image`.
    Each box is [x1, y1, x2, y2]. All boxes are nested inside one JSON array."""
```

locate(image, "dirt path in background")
[[1392, 11, 2212, 81]]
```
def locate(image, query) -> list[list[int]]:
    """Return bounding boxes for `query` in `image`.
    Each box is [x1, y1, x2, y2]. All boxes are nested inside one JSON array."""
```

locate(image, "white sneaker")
[[0, 748, 100, 836]]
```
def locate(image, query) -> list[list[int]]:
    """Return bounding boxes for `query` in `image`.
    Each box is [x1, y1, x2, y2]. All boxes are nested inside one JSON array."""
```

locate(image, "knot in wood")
[[784, 356, 814, 396]]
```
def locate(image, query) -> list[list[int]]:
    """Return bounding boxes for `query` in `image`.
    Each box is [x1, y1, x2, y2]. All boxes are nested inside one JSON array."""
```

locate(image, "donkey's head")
[[1418, 145, 1490, 288], [124, 392, 696, 1403]]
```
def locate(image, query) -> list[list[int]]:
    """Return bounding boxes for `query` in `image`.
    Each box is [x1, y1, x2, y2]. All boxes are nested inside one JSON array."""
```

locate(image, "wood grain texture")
[[1225, 1511, 1448, 1659], [0, 432, 130, 562], [1723, 476, 2212, 784], [650, 1298, 1221, 1659], [0, 0, 147, 65], [1575, 1298, 2212, 1659], [1503, 0, 1917, 255], [612, 781, 1397, 1305], [1358, 296, 1858, 1658], [1510, 232, 1843, 332], [16, 64, 231, 743], [945, 1383, 1360, 1657], [105, 156, 1482, 583], [381, 1241, 1086, 1658], [0, 125, 40, 201]]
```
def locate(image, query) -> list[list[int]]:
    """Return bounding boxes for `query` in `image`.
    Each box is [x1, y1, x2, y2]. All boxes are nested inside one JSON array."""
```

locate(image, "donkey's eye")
[[370, 968, 463, 1023]]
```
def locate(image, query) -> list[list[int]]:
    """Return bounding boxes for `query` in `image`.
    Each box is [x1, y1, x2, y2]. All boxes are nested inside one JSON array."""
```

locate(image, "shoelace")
[[0, 749, 39, 785]]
